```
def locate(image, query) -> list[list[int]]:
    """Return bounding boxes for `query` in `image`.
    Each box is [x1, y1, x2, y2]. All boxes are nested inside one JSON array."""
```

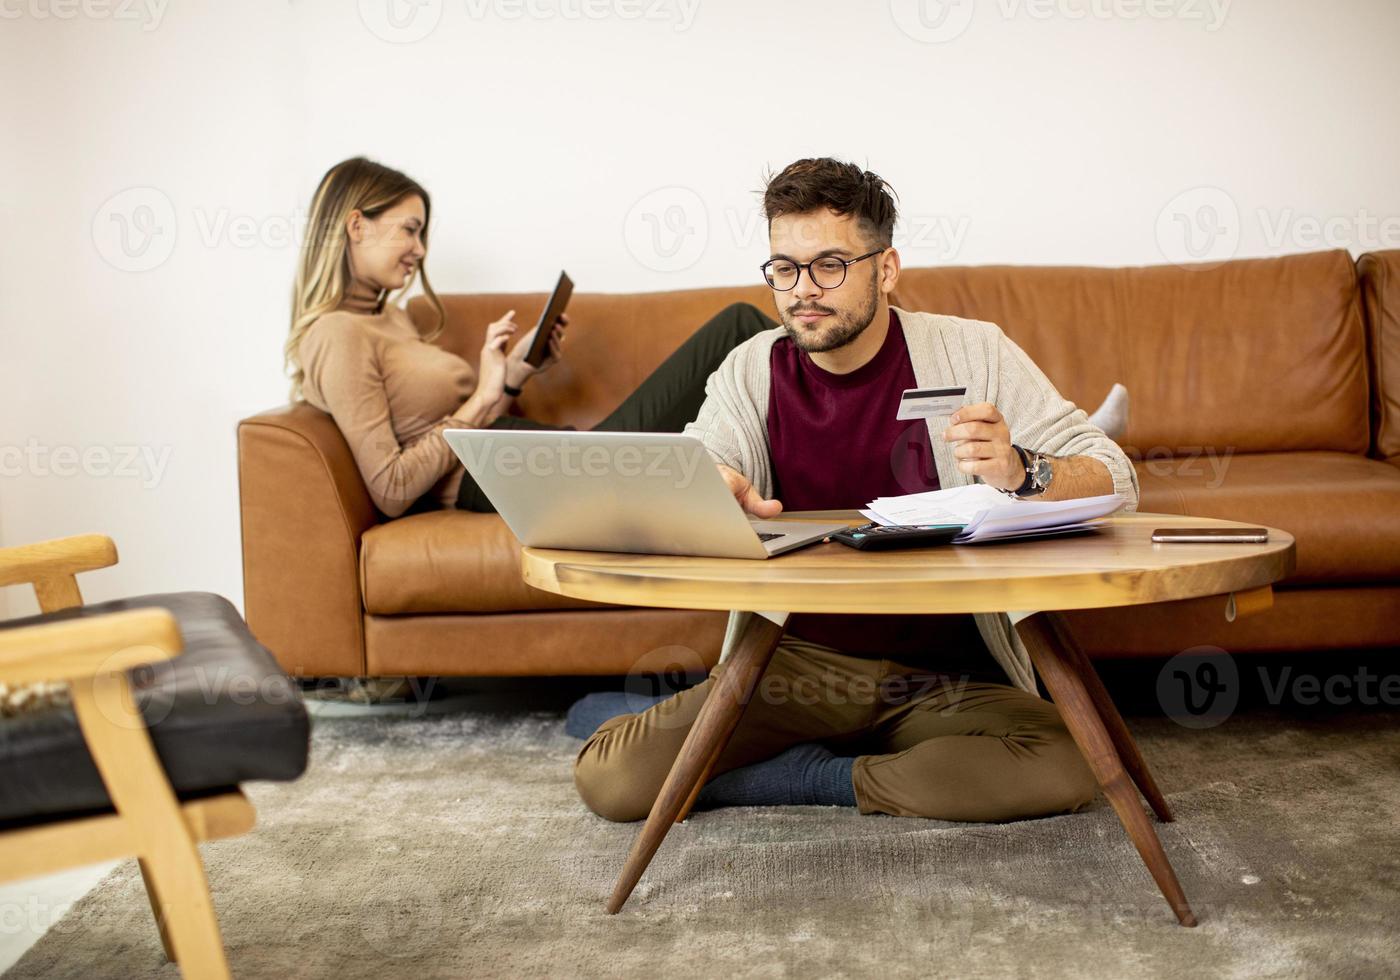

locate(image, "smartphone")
[[1151, 527, 1269, 543], [524, 270, 573, 368]]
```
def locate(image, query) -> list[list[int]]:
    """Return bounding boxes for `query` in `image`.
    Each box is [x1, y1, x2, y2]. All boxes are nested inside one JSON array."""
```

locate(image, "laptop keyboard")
[[756, 532, 784, 542]]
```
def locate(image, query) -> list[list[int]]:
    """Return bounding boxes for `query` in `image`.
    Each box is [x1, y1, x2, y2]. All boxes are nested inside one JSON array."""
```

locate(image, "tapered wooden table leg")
[[675, 741, 723, 824], [1044, 615, 1175, 822], [1017, 613, 1197, 927], [606, 613, 786, 914]]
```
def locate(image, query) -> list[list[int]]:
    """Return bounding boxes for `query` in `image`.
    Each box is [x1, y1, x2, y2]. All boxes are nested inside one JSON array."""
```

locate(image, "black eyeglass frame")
[[759, 249, 885, 291]]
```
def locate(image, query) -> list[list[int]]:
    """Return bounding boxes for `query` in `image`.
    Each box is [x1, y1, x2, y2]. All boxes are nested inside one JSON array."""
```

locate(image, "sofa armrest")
[[237, 403, 379, 676]]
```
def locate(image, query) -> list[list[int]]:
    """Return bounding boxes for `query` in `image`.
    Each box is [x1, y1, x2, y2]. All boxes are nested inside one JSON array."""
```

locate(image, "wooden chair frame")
[[0, 534, 255, 980]]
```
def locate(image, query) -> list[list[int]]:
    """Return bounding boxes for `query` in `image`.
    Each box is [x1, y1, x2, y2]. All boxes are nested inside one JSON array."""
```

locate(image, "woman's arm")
[[451, 388, 501, 428], [302, 317, 480, 517], [487, 313, 568, 416]]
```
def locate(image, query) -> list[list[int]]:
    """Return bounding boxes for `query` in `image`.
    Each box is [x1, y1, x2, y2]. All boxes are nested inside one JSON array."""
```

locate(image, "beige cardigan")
[[682, 307, 1141, 694]]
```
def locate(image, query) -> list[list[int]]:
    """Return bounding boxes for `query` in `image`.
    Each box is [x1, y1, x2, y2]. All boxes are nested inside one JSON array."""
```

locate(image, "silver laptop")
[[443, 430, 847, 559]]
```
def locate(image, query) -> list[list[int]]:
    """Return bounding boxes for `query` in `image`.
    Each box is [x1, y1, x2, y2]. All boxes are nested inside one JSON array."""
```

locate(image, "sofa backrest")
[[241, 251, 1385, 671], [892, 249, 1369, 458], [409, 249, 1371, 456]]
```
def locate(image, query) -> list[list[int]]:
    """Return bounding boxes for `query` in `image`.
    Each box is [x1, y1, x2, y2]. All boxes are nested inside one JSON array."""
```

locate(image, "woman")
[[287, 157, 774, 518]]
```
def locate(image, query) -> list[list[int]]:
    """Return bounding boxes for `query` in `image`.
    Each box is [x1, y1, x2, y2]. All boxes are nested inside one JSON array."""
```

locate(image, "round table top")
[[520, 511, 1296, 615]]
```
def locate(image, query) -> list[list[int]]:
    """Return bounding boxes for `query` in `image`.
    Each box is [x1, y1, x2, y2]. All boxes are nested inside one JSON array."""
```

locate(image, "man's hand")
[[942, 402, 1025, 492], [717, 463, 783, 518]]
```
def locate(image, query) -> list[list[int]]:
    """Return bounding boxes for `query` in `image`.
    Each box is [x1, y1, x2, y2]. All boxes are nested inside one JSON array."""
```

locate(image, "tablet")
[[525, 270, 573, 367]]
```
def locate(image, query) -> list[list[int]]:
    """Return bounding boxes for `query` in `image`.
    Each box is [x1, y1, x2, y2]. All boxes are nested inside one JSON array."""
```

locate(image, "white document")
[[865, 484, 1009, 526], [863, 484, 1125, 544]]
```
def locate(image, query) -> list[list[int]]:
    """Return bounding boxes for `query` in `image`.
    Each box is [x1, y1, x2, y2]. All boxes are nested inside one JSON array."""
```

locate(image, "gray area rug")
[[8, 687, 1400, 979]]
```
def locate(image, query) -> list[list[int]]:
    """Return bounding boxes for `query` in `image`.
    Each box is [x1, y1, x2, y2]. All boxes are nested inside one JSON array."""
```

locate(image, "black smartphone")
[[1151, 527, 1269, 543], [525, 270, 573, 368]]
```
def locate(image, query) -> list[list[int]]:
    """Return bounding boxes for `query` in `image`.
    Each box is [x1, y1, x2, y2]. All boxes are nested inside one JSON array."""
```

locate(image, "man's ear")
[[880, 247, 902, 297]]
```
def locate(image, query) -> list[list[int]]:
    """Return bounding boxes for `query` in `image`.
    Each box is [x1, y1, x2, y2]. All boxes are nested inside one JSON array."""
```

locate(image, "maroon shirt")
[[767, 310, 1001, 679]]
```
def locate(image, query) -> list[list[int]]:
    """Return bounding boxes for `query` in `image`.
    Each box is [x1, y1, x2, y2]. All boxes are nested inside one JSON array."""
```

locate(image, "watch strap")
[[1011, 444, 1036, 496]]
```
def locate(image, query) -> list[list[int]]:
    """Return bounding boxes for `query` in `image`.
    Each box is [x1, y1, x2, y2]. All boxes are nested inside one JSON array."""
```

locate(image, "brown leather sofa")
[[238, 248, 1400, 678]]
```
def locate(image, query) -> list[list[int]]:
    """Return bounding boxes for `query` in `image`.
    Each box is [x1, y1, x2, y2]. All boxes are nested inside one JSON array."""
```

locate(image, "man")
[[571, 158, 1139, 824]]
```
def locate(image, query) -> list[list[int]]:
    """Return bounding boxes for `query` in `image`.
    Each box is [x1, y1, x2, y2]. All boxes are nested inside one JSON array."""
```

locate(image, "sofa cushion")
[[0, 592, 310, 824], [365, 607, 728, 676], [1136, 451, 1400, 584], [360, 510, 608, 614], [890, 250, 1369, 457]]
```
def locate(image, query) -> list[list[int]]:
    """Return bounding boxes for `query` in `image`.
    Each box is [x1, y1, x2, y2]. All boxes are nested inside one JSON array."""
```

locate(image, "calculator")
[[830, 522, 966, 551]]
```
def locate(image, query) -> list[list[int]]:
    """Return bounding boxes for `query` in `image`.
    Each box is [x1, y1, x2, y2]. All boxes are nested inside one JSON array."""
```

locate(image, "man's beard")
[[779, 275, 880, 354]]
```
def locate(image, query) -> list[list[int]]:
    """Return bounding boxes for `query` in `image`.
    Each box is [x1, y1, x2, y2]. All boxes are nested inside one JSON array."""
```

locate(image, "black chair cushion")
[[0, 592, 309, 824]]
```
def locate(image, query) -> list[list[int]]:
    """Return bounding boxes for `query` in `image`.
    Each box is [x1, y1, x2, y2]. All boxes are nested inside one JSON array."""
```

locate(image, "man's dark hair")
[[762, 158, 899, 248]]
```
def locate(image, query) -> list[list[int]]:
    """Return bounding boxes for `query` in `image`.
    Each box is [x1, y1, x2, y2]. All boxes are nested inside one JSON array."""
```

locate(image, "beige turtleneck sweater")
[[298, 301, 475, 516]]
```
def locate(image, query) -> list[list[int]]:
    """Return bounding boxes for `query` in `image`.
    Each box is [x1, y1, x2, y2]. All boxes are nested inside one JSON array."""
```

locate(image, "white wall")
[[3, 0, 1398, 618]]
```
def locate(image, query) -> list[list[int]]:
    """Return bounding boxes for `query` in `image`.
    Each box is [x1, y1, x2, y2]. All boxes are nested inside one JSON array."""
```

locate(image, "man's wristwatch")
[[1003, 445, 1054, 498]]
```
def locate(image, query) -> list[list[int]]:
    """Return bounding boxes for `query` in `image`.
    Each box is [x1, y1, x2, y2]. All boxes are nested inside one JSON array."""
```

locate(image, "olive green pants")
[[574, 635, 1098, 823]]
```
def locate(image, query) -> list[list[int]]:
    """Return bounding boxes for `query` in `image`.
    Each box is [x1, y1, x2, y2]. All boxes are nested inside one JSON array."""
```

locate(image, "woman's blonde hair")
[[286, 156, 446, 400]]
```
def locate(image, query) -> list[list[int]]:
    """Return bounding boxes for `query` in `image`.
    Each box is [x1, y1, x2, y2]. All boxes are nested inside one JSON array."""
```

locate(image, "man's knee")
[[570, 677, 718, 821], [572, 725, 668, 823], [1039, 722, 1098, 814], [993, 698, 1098, 816], [860, 716, 1098, 822], [574, 774, 648, 823]]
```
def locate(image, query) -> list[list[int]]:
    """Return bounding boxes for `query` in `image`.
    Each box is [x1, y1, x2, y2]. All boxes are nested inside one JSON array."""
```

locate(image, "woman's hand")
[[476, 310, 518, 405], [504, 313, 568, 390]]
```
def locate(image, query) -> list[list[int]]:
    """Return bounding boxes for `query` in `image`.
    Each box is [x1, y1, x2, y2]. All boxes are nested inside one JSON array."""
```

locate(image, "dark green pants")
[[455, 302, 776, 512]]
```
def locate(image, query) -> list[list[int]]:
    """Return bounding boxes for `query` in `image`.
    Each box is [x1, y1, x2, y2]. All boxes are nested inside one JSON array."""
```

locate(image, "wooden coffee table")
[[522, 511, 1295, 926]]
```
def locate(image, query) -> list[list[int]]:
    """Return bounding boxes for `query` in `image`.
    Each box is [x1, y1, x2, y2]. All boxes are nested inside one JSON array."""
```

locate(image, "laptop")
[[443, 430, 847, 559]]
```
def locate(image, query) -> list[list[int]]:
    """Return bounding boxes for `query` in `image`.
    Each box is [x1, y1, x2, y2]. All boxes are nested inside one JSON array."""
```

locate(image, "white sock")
[[1088, 382, 1129, 441]]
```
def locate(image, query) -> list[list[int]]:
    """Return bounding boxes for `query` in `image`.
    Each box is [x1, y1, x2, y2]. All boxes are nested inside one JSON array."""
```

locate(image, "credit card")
[[895, 386, 967, 420]]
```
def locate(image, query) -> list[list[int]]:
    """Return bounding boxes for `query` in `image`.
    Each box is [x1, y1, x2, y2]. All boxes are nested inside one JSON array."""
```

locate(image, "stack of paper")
[[860, 484, 1125, 544]]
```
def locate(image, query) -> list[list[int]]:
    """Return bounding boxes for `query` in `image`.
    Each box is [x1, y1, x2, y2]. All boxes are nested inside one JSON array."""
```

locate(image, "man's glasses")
[[760, 249, 884, 291]]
